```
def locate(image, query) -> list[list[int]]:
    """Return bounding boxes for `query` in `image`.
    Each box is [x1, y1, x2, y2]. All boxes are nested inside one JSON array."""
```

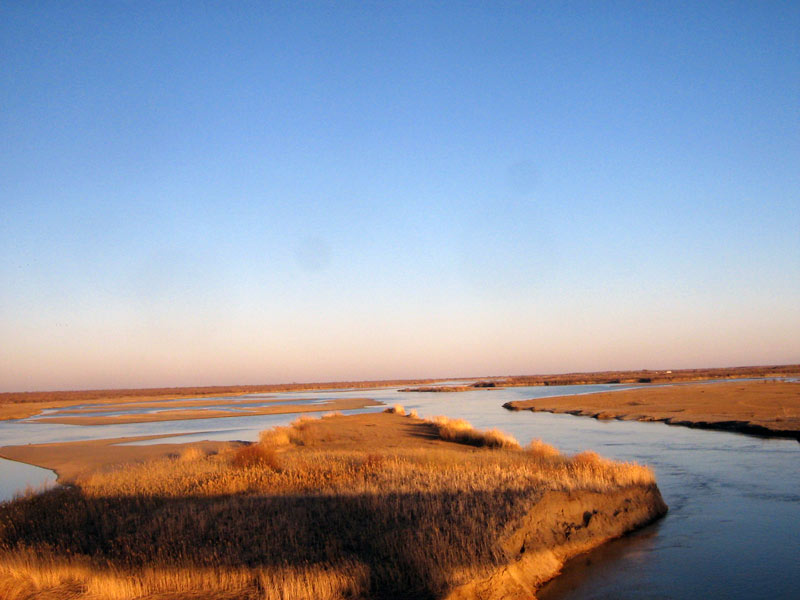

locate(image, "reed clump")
[[0, 414, 656, 600], [428, 415, 521, 450], [231, 443, 282, 471]]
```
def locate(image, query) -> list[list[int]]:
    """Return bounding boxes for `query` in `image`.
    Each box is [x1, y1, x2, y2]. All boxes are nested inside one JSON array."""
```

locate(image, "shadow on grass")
[[1, 485, 536, 599]]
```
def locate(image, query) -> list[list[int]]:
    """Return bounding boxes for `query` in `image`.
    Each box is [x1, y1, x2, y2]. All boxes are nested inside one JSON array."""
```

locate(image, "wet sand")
[[0, 434, 240, 484], [32, 397, 381, 426], [504, 380, 800, 440]]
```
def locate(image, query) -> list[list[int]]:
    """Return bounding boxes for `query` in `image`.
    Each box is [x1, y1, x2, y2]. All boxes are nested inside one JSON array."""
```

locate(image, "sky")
[[1, 1, 799, 392]]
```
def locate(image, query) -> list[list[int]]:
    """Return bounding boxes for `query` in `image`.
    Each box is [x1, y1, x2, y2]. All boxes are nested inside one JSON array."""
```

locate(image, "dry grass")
[[428, 415, 521, 450], [178, 445, 206, 462], [231, 444, 282, 471], [526, 439, 562, 460], [0, 415, 655, 600], [499, 364, 800, 387]]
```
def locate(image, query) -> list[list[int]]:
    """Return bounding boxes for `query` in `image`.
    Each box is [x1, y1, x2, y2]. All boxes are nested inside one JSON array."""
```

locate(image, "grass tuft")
[[428, 416, 521, 450], [178, 445, 206, 462], [526, 439, 562, 460], [231, 444, 281, 471]]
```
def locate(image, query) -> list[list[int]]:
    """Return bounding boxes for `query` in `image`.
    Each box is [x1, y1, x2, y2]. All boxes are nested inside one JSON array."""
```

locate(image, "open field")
[[0, 412, 666, 599], [504, 380, 800, 440], [30, 397, 381, 426]]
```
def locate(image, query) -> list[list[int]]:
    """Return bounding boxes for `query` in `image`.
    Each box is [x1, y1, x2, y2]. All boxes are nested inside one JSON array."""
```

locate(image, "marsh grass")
[[428, 415, 521, 450], [231, 444, 282, 471], [0, 415, 654, 600]]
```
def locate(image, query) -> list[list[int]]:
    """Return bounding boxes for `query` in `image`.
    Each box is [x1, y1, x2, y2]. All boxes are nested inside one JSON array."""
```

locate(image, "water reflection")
[[0, 458, 56, 503]]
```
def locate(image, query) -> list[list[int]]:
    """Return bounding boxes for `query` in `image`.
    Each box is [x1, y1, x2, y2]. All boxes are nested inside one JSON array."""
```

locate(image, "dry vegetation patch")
[[0, 413, 660, 600], [505, 380, 800, 440]]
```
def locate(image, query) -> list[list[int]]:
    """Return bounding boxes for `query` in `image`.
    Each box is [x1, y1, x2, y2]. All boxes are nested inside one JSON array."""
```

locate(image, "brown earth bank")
[[0, 412, 667, 600], [29, 397, 381, 426], [504, 380, 800, 441]]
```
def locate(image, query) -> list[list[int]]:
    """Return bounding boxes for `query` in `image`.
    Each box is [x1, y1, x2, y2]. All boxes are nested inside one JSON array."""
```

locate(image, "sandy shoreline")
[[504, 380, 800, 440], [0, 434, 240, 484]]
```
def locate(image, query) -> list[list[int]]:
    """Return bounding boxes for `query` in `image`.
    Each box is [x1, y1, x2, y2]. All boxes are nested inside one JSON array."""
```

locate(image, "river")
[[1, 383, 798, 599]]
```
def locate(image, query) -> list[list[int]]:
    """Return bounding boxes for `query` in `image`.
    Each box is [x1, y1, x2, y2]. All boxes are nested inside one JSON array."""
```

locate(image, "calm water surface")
[[1, 383, 798, 599]]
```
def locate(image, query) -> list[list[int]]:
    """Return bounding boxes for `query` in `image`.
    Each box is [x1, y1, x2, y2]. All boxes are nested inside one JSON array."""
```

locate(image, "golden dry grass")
[[428, 415, 521, 450], [0, 414, 655, 600]]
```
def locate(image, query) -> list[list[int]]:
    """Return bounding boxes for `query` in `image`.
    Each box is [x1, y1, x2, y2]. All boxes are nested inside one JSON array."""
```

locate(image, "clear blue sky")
[[2, 1, 798, 391]]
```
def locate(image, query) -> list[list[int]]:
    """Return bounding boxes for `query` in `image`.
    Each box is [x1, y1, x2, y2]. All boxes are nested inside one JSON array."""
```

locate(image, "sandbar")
[[0, 433, 239, 484], [31, 397, 381, 426], [0, 378, 445, 421]]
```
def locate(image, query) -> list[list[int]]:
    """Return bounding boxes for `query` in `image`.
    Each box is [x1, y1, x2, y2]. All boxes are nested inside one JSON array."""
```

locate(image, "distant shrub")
[[231, 444, 281, 471], [291, 416, 319, 429], [384, 404, 406, 415], [572, 451, 604, 466], [259, 428, 291, 447], [407, 409, 419, 418], [284, 416, 328, 446], [178, 446, 206, 462], [526, 439, 562, 460]]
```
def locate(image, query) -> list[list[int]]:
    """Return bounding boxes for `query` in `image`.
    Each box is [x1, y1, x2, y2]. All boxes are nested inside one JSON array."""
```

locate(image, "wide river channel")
[[1, 382, 798, 599]]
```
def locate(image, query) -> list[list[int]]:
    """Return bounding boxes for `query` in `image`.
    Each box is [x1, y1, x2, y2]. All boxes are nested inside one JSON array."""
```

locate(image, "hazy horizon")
[[2, 2, 799, 393]]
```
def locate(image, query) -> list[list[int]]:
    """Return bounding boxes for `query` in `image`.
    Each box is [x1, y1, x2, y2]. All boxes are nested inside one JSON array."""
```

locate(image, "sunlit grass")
[[0, 414, 655, 599]]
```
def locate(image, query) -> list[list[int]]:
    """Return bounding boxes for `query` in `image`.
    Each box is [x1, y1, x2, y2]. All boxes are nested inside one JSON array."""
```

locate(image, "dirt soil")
[[505, 380, 800, 440]]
